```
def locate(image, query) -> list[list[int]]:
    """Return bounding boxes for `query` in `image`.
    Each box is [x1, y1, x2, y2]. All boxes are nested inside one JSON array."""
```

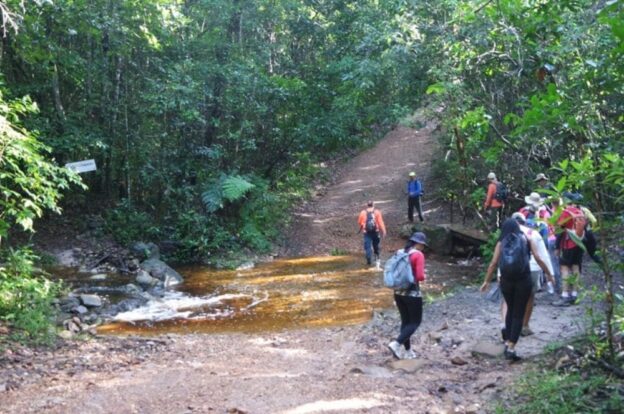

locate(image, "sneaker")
[[520, 327, 534, 337], [375, 259, 381, 269], [568, 296, 578, 305], [504, 349, 522, 362], [403, 349, 417, 359], [387, 341, 402, 359], [552, 297, 571, 307]]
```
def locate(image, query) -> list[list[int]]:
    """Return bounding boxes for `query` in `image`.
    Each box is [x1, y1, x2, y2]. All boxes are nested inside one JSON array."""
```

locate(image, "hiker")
[[534, 173, 554, 198], [483, 172, 505, 230], [518, 192, 551, 241], [480, 219, 554, 361], [406, 172, 424, 222], [357, 200, 387, 266], [511, 212, 554, 337], [387, 232, 427, 360], [553, 197, 601, 306]]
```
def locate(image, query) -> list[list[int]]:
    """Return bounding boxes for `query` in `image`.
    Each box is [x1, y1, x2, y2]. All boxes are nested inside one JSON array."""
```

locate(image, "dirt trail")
[[284, 122, 443, 257], [1, 123, 591, 413]]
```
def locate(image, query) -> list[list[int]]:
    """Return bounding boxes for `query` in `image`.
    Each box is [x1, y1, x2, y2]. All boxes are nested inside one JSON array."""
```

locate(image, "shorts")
[[560, 246, 583, 267], [530, 271, 542, 293]]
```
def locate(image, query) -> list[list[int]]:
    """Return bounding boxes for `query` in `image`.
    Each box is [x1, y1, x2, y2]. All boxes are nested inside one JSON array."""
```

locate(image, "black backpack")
[[498, 233, 530, 277], [365, 210, 378, 233], [494, 182, 508, 202]]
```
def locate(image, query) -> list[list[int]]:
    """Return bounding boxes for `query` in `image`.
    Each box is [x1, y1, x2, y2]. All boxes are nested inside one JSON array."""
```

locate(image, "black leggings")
[[501, 275, 532, 344], [394, 294, 423, 350]]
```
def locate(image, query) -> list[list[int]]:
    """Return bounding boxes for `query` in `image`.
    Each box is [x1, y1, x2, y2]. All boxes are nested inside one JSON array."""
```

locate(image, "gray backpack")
[[383, 250, 416, 289]]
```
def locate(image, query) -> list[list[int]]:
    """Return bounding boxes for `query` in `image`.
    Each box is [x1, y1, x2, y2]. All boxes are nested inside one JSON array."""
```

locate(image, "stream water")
[[88, 255, 478, 335]]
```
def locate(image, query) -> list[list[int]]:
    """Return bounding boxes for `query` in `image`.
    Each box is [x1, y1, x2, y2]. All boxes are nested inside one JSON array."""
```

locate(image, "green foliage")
[[104, 200, 160, 247], [496, 369, 623, 414], [479, 229, 500, 278], [0, 248, 63, 345]]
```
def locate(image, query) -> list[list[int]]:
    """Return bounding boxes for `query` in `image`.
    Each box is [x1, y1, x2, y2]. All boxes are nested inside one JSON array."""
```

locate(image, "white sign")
[[65, 159, 97, 174]]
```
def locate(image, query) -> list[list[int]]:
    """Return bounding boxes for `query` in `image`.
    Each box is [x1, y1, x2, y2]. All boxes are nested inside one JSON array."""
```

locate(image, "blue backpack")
[[498, 233, 530, 277], [383, 250, 416, 289]]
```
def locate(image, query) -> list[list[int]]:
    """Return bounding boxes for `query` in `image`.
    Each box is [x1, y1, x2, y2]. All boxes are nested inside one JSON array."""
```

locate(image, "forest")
[[0, 0, 623, 411]]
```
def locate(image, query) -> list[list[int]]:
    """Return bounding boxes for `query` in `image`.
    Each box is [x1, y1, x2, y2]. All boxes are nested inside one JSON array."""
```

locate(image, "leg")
[[408, 197, 415, 222], [416, 196, 424, 222], [396, 296, 423, 349], [371, 232, 381, 260], [501, 299, 508, 341], [394, 294, 409, 340], [363, 233, 373, 265], [522, 271, 539, 331], [502, 278, 532, 347], [548, 241, 561, 294]]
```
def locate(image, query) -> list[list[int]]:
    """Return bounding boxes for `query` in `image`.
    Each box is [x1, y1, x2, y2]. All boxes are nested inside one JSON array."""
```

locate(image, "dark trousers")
[[501, 275, 532, 344], [394, 294, 423, 350], [363, 231, 380, 264], [408, 196, 424, 222], [487, 206, 503, 231]]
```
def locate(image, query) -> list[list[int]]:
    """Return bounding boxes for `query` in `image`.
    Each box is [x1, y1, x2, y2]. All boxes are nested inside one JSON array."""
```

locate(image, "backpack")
[[498, 233, 530, 277], [383, 250, 416, 289], [365, 210, 377, 233], [494, 182, 508, 202], [557, 206, 587, 249]]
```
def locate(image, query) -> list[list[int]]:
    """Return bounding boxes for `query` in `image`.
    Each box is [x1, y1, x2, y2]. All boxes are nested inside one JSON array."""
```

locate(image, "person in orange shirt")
[[483, 172, 504, 230], [358, 200, 387, 266]]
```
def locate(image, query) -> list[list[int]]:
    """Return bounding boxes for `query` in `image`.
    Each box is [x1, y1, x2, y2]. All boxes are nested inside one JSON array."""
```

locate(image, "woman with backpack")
[[387, 232, 427, 360], [480, 219, 554, 362]]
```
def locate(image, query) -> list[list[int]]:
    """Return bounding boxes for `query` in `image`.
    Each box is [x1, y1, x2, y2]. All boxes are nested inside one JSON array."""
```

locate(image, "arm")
[[480, 242, 501, 292], [534, 235, 554, 276], [375, 210, 387, 237], [529, 238, 554, 283], [415, 180, 423, 196], [411, 251, 426, 282], [357, 211, 365, 233]]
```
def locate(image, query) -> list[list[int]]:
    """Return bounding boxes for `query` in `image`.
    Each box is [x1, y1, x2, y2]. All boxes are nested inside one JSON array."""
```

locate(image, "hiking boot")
[[552, 297, 571, 307], [568, 296, 578, 305], [403, 349, 417, 359], [387, 341, 402, 359], [504, 349, 522, 362], [520, 327, 534, 337]]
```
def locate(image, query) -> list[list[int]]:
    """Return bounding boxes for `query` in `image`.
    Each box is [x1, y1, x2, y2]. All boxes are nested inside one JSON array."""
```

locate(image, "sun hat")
[[511, 212, 526, 224], [487, 172, 496, 180], [409, 172, 416, 177], [524, 192, 544, 208], [409, 232, 428, 246], [534, 173, 549, 182]]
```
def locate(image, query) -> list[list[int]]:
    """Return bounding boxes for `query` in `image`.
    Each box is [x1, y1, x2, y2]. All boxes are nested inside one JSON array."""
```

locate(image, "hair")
[[404, 240, 417, 253], [498, 218, 522, 242], [367, 200, 374, 207]]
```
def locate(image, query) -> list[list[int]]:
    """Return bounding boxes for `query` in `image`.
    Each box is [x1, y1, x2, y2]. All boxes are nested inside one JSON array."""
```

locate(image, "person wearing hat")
[[519, 192, 550, 240], [534, 173, 553, 197], [483, 172, 504, 230], [387, 232, 428, 360], [406, 171, 424, 222]]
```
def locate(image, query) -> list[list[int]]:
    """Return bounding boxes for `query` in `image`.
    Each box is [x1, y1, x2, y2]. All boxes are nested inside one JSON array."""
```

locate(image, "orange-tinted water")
[[98, 255, 475, 335]]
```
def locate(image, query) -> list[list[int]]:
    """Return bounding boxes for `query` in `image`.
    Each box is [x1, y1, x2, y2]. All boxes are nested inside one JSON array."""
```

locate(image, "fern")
[[222, 175, 255, 202], [201, 186, 223, 213]]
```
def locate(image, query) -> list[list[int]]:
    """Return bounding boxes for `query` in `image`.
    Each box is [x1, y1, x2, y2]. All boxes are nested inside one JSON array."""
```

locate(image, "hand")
[[480, 282, 489, 293], [547, 274, 555, 284]]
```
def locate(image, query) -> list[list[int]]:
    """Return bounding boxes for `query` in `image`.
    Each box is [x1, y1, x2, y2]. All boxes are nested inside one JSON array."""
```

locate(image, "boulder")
[[72, 305, 89, 315], [59, 296, 81, 313], [140, 258, 183, 286], [90, 273, 108, 281], [131, 242, 160, 260], [135, 270, 158, 287], [471, 341, 505, 358], [399, 223, 453, 255], [79, 294, 103, 307]]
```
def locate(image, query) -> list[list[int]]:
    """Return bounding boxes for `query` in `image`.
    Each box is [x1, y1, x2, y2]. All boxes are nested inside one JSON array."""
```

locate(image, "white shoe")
[[387, 341, 402, 359], [403, 349, 417, 359], [375, 260, 381, 269]]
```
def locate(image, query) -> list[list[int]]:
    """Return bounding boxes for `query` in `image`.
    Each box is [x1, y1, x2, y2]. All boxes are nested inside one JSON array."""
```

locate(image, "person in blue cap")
[[406, 172, 424, 222]]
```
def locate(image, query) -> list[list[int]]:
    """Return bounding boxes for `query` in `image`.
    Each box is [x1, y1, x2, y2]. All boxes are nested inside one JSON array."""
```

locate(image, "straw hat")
[[524, 192, 543, 208]]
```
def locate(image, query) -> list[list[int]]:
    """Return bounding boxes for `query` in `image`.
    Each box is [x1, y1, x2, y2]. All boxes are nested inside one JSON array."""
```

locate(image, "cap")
[[534, 173, 549, 182], [409, 232, 428, 246], [487, 172, 496, 180], [511, 212, 526, 224], [524, 192, 544, 208], [409, 172, 416, 177]]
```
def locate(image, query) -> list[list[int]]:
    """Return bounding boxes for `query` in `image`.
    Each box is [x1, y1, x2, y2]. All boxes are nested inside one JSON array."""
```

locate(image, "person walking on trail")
[[406, 172, 424, 223], [483, 172, 505, 230], [387, 232, 427, 360], [357, 200, 386, 266], [511, 212, 554, 337], [480, 219, 554, 362], [534, 173, 554, 198], [552, 195, 601, 306]]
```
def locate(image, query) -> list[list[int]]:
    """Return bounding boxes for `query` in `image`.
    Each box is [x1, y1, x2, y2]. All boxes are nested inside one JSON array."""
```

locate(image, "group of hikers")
[[358, 171, 600, 362]]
